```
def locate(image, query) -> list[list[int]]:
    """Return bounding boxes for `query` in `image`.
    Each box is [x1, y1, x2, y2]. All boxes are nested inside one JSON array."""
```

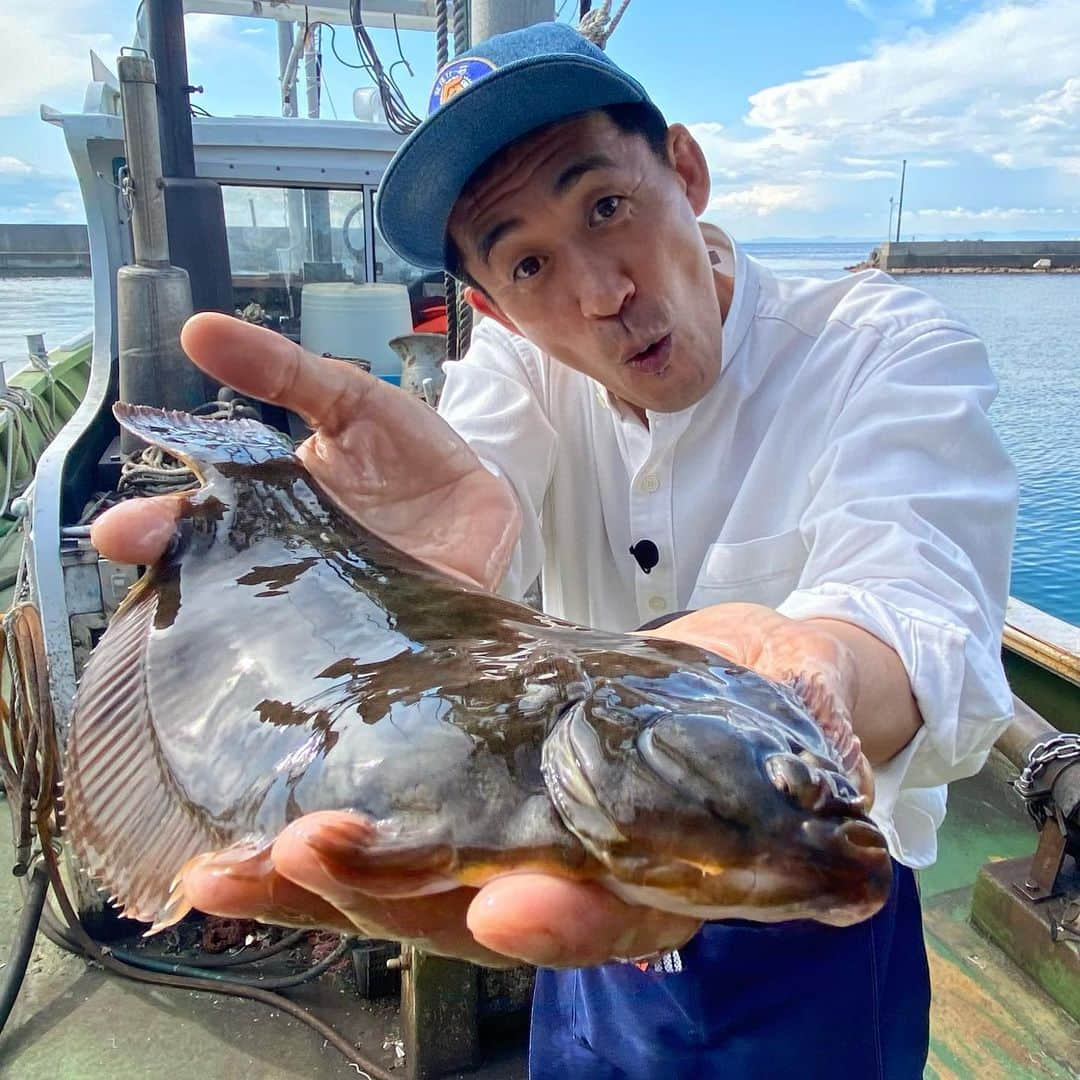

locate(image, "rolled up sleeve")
[[437, 319, 557, 599], [777, 324, 1018, 801]]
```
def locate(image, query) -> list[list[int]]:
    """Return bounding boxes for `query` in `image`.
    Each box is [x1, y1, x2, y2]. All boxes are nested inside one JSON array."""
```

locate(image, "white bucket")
[[300, 283, 413, 380]]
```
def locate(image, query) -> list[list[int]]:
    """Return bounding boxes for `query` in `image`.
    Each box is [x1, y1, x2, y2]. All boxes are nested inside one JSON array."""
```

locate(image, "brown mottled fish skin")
[[65, 405, 892, 934]]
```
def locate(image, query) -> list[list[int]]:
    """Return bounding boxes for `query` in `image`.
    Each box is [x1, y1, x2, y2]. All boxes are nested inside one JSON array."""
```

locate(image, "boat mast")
[[144, 0, 196, 180], [470, 0, 554, 40], [142, 0, 233, 316]]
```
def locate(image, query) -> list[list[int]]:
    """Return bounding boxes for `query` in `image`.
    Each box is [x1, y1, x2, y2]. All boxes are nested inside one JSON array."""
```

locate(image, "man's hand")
[[92, 312, 519, 591], [640, 603, 921, 770], [90, 312, 700, 968]]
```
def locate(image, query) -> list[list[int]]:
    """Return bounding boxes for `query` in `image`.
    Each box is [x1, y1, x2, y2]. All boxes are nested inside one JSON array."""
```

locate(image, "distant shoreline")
[[847, 261, 1080, 274]]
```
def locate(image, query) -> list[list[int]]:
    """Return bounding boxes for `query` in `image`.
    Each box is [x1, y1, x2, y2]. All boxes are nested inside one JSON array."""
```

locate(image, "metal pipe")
[[281, 25, 307, 116], [470, 0, 554, 42], [277, 21, 299, 118], [995, 694, 1059, 771], [145, 0, 196, 180], [304, 29, 321, 119], [117, 53, 171, 267], [303, 27, 333, 265]]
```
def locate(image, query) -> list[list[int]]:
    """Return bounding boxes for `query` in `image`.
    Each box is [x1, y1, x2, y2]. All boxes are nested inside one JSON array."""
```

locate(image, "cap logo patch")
[[428, 56, 497, 114]]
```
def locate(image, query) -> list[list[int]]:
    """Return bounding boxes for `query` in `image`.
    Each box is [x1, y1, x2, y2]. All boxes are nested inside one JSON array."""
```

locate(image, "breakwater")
[[859, 240, 1080, 274], [0, 224, 90, 278]]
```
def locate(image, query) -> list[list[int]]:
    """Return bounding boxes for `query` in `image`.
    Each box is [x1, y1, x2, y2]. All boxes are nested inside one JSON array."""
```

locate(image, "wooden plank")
[[923, 886, 1080, 1079], [1005, 598, 1080, 687]]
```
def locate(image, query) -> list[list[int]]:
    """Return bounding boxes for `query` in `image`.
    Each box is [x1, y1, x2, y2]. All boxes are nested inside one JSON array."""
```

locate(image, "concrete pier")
[[870, 239, 1080, 274], [0, 223, 90, 277]]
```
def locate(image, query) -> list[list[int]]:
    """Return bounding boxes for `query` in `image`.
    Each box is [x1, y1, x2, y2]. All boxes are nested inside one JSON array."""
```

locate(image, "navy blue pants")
[[529, 861, 929, 1079]]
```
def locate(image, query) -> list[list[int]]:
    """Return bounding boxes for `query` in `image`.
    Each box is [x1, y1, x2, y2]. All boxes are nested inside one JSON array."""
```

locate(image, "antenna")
[[895, 159, 907, 243]]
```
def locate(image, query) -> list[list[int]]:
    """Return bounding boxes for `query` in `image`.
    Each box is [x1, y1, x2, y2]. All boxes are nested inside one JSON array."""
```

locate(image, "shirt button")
[[640, 473, 660, 493], [648, 595, 667, 613]]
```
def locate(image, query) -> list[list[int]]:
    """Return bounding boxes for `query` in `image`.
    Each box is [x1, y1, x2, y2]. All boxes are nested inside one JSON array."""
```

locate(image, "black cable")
[[0, 862, 49, 1035], [349, 0, 422, 134], [107, 936, 354, 989]]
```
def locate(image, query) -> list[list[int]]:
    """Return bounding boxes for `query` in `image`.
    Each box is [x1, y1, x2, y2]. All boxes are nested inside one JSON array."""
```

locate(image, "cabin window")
[[219, 184, 371, 332]]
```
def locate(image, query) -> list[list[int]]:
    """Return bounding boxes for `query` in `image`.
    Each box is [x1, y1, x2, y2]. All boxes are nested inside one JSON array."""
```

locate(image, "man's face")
[[448, 112, 725, 417]]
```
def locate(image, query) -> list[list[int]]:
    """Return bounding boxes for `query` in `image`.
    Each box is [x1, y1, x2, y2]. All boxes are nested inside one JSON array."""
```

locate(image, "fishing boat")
[[0, 3, 1077, 1076]]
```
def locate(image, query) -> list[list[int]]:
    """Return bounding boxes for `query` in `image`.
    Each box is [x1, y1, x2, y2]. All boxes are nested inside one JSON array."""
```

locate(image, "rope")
[[451, 0, 469, 56], [435, 0, 449, 67], [577, 0, 632, 47], [443, 0, 473, 362], [0, 387, 63, 521]]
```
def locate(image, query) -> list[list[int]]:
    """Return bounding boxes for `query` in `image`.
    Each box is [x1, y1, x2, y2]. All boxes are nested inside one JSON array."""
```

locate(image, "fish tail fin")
[[114, 403, 297, 472], [65, 585, 226, 929]]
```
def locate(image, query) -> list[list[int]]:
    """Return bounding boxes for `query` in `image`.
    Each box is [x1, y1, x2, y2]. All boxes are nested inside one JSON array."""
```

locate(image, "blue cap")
[[376, 22, 662, 271]]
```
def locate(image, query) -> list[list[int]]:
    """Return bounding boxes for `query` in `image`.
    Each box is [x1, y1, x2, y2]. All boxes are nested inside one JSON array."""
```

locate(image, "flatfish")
[[65, 405, 891, 936]]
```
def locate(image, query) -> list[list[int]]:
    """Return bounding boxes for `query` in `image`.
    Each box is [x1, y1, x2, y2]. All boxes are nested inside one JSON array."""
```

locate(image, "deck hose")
[[0, 861, 48, 1034]]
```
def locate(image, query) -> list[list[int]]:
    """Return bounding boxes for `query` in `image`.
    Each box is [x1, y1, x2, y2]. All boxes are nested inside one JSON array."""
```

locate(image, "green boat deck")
[[2, 749, 1077, 1077]]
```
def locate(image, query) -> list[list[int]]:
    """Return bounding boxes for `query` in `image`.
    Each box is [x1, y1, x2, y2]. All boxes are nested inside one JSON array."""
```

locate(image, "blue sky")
[[1, 0, 1078, 240]]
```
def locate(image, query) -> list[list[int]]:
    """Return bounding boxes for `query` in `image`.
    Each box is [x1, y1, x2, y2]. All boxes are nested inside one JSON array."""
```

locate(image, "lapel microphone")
[[629, 539, 660, 574]]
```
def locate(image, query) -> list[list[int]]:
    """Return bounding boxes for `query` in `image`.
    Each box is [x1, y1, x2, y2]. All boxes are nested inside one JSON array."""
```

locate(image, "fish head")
[[541, 664, 892, 927]]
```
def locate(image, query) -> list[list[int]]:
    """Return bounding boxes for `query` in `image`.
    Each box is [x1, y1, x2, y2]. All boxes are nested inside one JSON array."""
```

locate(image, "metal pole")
[[895, 159, 907, 244], [470, 0, 554, 42], [145, 0, 195, 179], [278, 22, 307, 271], [118, 53, 171, 267], [304, 28, 321, 119], [278, 21, 298, 118], [304, 27, 333, 266]]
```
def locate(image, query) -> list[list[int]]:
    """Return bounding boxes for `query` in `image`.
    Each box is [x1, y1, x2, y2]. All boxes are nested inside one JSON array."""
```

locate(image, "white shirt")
[[437, 231, 1018, 868]]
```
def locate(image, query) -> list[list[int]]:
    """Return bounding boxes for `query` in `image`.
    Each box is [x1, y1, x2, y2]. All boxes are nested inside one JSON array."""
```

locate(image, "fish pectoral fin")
[[273, 811, 460, 901], [65, 586, 228, 929], [113, 403, 297, 474]]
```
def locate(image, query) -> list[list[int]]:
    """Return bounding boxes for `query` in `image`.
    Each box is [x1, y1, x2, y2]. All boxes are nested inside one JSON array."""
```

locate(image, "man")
[[93, 22, 1017, 1078]]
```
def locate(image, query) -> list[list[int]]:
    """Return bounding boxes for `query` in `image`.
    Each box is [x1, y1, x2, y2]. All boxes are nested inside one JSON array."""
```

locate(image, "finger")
[[180, 842, 358, 933], [90, 495, 184, 565], [180, 311, 385, 437], [270, 812, 509, 965], [467, 874, 700, 968]]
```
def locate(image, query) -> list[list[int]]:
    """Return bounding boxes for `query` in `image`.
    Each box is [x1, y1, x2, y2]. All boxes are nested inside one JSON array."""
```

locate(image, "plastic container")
[[300, 283, 413, 380]]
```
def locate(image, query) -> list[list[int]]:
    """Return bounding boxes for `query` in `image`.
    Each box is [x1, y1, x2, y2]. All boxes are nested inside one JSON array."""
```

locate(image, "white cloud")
[[743, 1, 1080, 168], [0, 4, 125, 116], [0, 157, 34, 175], [691, 0, 1080, 228], [708, 185, 814, 217], [844, 0, 937, 26]]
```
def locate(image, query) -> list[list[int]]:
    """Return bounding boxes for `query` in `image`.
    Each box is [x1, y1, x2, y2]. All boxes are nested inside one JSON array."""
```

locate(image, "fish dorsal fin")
[[65, 584, 227, 929], [114, 403, 297, 473]]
